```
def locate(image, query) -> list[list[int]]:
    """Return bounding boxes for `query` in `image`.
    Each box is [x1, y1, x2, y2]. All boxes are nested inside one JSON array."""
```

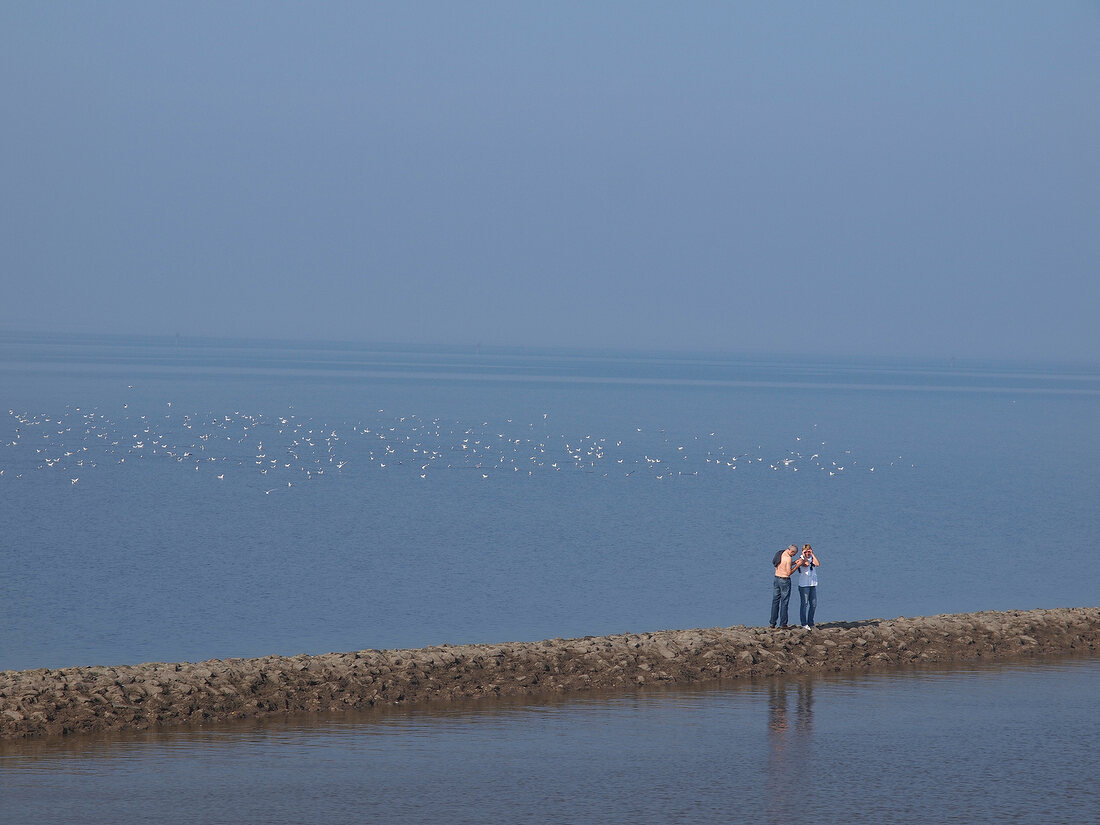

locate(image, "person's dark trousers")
[[770, 576, 791, 627], [799, 585, 817, 627]]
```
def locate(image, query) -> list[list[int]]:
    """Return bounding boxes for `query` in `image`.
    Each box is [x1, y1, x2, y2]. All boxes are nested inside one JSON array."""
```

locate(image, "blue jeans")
[[799, 585, 817, 627], [770, 577, 791, 627]]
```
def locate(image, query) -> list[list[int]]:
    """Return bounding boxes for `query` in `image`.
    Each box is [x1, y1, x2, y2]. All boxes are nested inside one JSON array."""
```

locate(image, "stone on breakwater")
[[1, 607, 1098, 740]]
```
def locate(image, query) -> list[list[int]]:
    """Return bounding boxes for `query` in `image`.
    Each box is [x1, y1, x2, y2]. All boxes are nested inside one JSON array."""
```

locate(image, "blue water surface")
[[1, 333, 1098, 671]]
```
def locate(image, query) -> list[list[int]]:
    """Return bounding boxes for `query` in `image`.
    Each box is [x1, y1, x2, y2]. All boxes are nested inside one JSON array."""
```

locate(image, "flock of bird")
[[2, 403, 905, 491]]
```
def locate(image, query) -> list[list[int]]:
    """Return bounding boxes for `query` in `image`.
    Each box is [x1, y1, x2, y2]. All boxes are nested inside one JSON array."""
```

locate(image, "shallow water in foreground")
[[3, 656, 1098, 824]]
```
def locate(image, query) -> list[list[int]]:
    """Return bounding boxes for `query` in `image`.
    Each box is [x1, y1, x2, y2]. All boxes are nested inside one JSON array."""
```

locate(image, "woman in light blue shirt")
[[796, 544, 820, 629]]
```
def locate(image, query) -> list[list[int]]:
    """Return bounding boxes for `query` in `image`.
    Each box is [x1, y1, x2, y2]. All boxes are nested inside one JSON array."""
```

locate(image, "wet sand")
[[3, 607, 1097, 740]]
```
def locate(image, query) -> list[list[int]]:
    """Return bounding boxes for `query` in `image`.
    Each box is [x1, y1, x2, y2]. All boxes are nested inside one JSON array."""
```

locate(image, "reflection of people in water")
[[768, 681, 789, 736], [766, 678, 815, 824], [795, 679, 814, 733], [768, 679, 814, 741]]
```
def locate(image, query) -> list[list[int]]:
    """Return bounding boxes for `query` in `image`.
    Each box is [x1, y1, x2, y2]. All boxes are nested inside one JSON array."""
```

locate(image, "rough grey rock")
[[1, 607, 1097, 740]]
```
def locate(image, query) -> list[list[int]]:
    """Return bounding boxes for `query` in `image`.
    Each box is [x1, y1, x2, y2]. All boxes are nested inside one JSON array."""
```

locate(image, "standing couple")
[[770, 544, 820, 629]]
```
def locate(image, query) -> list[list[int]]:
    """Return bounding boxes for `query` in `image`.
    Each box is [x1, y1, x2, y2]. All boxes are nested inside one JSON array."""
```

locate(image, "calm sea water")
[[2, 333, 1098, 822], [2, 333, 1097, 671], [2, 658, 1098, 824]]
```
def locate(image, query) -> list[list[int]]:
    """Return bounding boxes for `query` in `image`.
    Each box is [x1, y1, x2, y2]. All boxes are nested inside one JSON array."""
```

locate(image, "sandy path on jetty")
[[3, 607, 1098, 740]]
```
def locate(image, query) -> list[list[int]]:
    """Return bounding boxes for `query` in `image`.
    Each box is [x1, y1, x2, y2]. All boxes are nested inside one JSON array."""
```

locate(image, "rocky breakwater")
[[3, 607, 1099, 740]]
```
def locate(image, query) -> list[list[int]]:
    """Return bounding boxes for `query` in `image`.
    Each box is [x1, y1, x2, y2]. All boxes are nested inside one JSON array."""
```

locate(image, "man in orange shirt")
[[770, 544, 805, 628]]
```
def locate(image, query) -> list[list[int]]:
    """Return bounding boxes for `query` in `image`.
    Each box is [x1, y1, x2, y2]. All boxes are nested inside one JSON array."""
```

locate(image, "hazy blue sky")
[[2, 2, 1097, 360]]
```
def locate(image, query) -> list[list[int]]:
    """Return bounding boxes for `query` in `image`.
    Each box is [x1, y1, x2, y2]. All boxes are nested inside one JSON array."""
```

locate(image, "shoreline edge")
[[3, 606, 1098, 740]]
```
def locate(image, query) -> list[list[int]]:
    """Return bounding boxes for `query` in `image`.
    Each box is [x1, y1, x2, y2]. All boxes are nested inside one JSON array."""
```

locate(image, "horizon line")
[[1, 325, 1097, 372]]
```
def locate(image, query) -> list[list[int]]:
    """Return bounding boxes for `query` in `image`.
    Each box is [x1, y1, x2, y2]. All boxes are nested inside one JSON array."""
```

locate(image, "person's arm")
[[810, 553, 820, 566]]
